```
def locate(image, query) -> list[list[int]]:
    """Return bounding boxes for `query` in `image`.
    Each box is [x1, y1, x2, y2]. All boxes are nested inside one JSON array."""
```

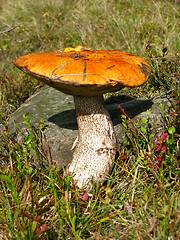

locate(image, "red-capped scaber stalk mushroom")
[[14, 46, 151, 192]]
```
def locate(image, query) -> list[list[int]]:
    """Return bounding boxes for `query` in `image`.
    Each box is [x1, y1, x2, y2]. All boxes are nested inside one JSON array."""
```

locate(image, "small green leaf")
[[146, 110, 151, 116], [142, 118, 148, 124], [0, 174, 12, 184], [121, 114, 126, 119], [71, 215, 76, 226], [122, 123, 127, 128], [40, 117, 44, 129], [25, 133, 33, 145], [22, 169, 28, 175], [7, 183, 16, 192], [168, 126, 175, 135], [149, 134, 155, 139], [12, 192, 19, 204], [141, 127, 147, 133], [28, 167, 34, 175], [23, 113, 29, 120], [31, 221, 37, 232]]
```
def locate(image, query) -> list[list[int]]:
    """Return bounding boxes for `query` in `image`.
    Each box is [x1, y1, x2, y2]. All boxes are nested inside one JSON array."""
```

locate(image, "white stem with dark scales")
[[66, 95, 117, 192]]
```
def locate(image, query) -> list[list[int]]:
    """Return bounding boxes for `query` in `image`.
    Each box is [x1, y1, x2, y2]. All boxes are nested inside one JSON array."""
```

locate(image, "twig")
[[0, 25, 21, 34], [131, 166, 139, 202], [0, 25, 22, 42]]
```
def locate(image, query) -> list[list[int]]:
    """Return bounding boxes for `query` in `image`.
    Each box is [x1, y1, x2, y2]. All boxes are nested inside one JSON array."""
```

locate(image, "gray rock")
[[8, 86, 169, 168]]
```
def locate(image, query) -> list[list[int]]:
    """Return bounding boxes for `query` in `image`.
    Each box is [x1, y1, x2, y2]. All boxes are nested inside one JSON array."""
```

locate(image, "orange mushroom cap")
[[14, 47, 151, 96]]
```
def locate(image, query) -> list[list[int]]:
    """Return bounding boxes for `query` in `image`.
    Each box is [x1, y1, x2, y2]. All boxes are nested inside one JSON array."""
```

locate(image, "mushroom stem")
[[66, 95, 117, 192]]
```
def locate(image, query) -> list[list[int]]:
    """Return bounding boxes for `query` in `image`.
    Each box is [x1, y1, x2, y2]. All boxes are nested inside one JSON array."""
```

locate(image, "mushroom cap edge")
[[14, 50, 151, 96]]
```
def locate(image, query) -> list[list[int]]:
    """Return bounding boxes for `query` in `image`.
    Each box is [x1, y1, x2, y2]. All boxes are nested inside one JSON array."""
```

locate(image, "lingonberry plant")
[[154, 133, 168, 168]]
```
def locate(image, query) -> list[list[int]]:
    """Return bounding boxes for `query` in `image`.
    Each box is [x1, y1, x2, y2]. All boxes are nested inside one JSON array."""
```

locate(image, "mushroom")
[[14, 46, 151, 192]]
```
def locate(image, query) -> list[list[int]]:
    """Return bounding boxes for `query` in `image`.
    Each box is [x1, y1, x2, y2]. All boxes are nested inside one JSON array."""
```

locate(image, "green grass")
[[0, 0, 180, 239]]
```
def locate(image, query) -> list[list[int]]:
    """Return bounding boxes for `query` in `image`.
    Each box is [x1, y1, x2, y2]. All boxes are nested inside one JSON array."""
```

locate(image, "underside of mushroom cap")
[[14, 48, 151, 96]]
